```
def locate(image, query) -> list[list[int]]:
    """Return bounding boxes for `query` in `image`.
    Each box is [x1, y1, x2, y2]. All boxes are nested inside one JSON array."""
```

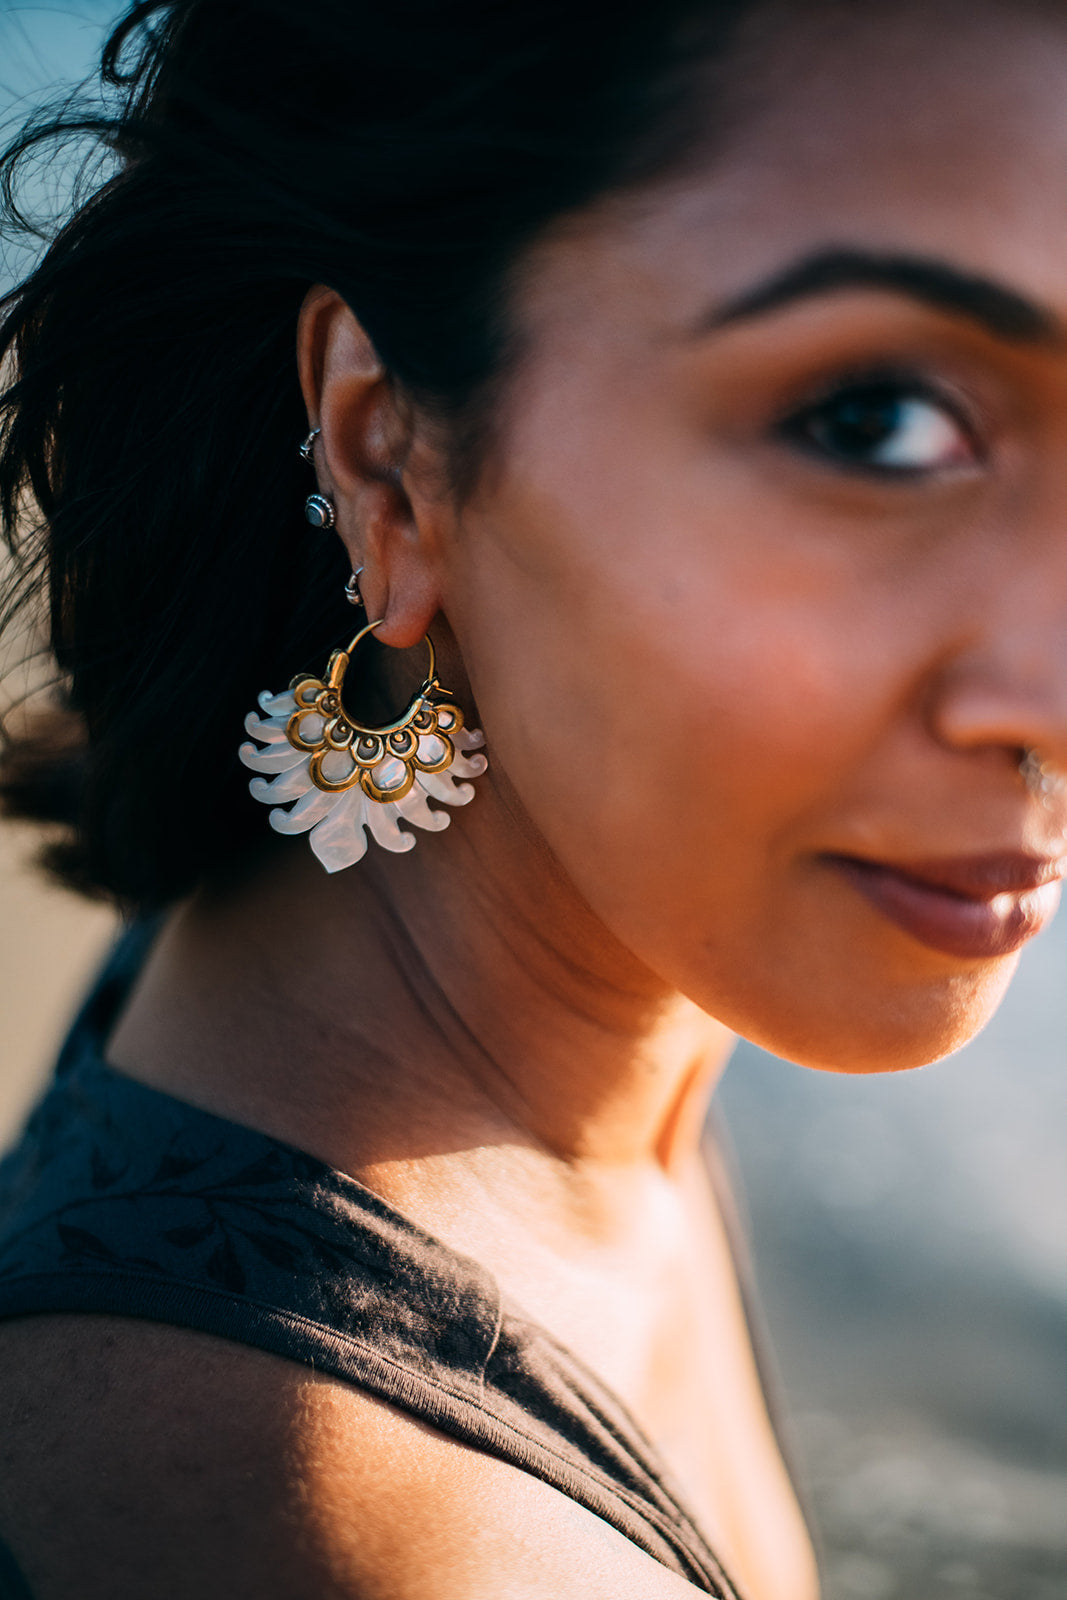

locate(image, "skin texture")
[[5, 0, 1067, 1594], [0, 1317, 710, 1599]]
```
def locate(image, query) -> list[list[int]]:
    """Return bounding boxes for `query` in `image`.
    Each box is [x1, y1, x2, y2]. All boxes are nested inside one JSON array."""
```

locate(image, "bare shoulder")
[[0, 1315, 703, 1600]]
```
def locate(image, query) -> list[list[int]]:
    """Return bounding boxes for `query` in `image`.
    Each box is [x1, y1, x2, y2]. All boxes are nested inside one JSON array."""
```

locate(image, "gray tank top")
[[0, 925, 767, 1597]]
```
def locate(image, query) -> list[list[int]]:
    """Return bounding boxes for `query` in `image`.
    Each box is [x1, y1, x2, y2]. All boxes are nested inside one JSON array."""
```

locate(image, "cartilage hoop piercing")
[[345, 567, 364, 607], [299, 427, 320, 464], [305, 492, 336, 529]]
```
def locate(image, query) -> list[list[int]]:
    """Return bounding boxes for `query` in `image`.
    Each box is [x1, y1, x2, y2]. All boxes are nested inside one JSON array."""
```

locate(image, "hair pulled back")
[[0, 0, 744, 907]]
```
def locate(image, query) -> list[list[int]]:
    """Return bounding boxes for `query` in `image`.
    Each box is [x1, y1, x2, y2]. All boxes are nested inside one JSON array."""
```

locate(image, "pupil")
[[818, 389, 900, 456]]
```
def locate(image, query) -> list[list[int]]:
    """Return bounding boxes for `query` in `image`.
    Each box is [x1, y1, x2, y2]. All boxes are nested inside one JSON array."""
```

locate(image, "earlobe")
[[355, 463, 441, 646]]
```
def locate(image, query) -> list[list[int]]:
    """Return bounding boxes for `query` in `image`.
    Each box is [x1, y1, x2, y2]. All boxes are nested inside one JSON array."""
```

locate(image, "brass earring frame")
[[285, 622, 462, 801]]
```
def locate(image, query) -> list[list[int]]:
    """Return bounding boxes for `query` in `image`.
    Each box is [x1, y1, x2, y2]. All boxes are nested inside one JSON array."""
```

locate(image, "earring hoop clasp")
[[290, 621, 443, 742]]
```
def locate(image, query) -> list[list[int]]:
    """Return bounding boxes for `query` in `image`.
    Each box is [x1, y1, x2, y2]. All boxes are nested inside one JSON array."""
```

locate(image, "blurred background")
[[1, 4, 1065, 1597]]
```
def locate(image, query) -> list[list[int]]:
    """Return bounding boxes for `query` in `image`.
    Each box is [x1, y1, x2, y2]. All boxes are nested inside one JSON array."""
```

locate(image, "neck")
[[109, 784, 735, 1196]]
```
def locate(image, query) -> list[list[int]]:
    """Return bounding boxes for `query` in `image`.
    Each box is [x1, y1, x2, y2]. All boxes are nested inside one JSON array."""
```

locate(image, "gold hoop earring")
[[240, 617, 487, 873]]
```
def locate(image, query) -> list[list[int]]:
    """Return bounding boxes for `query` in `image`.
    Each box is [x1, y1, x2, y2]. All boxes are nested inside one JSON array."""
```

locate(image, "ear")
[[296, 287, 441, 648]]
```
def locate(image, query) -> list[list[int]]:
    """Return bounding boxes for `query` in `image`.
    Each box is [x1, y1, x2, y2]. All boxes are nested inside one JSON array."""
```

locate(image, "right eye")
[[780, 379, 977, 476]]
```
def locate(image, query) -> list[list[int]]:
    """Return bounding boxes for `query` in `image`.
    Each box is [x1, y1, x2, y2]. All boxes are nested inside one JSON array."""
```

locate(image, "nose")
[[929, 658, 1067, 771], [921, 431, 1067, 818], [926, 599, 1067, 777]]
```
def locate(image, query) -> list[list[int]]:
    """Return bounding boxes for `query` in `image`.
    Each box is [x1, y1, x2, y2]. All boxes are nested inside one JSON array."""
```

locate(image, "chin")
[[737, 960, 1020, 1077]]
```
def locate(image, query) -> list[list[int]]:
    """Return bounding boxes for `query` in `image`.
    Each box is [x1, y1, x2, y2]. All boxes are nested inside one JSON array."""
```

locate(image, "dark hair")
[[0, 0, 746, 908]]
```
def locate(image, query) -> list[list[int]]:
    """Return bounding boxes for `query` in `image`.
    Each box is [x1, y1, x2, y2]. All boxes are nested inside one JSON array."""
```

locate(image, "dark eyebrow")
[[698, 248, 1059, 345]]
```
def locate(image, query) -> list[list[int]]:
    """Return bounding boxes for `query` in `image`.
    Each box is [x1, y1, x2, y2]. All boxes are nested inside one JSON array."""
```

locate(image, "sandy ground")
[[0, 819, 116, 1143]]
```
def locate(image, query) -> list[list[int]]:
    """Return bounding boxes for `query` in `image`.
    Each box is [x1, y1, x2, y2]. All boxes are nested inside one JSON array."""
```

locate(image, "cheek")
[[456, 496, 881, 955], [451, 490, 1014, 1073], [447, 381, 1009, 1072], [454, 364, 912, 906]]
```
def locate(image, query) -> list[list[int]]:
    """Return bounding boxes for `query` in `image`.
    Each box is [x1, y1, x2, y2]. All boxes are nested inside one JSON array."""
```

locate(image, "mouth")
[[827, 851, 1064, 960]]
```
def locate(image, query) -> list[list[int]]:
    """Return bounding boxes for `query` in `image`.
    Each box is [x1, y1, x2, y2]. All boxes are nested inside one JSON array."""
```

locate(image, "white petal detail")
[[369, 756, 408, 793], [365, 803, 418, 853], [239, 741, 308, 775], [319, 748, 357, 785], [295, 711, 326, 744], [268, 785, 341, 834], [258, 689, 298, 716], [395, 786, 451, 833], [244, 712, 292, 743], [307, 789, 370, 873], [249, 757, 314, 803], [241, 683, 487, 871], [417, 768, 475, 805], [416, 734, 448, 766], [451, 750, 488, 780]]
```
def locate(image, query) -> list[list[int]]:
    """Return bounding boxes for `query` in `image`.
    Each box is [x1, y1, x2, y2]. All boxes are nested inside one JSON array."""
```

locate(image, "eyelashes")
[[777, 375, 980, 477]]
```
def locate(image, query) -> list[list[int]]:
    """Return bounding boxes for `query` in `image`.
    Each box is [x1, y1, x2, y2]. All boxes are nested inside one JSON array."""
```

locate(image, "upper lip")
[[831, 851, 1066, 901]]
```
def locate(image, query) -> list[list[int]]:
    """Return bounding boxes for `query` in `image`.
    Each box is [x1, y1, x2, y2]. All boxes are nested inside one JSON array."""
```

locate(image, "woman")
[[0, 0, 1064, 1593]]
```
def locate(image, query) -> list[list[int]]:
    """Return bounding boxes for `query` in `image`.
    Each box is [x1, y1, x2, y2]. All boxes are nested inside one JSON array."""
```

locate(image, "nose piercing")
[[1020, 749, 1065, 804]]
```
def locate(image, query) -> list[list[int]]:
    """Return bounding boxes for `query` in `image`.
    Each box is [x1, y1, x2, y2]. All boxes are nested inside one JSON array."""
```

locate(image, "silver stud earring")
[[300, 429, 333, 525], [304, 492, 336, 529]]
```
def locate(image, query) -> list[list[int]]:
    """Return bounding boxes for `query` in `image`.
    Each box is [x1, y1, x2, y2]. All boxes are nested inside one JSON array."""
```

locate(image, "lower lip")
[[830, 857, 1062, 960]]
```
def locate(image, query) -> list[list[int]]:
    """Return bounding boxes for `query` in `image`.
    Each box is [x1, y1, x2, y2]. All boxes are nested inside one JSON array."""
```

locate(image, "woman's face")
[[439, 0, 1067, 1073]]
